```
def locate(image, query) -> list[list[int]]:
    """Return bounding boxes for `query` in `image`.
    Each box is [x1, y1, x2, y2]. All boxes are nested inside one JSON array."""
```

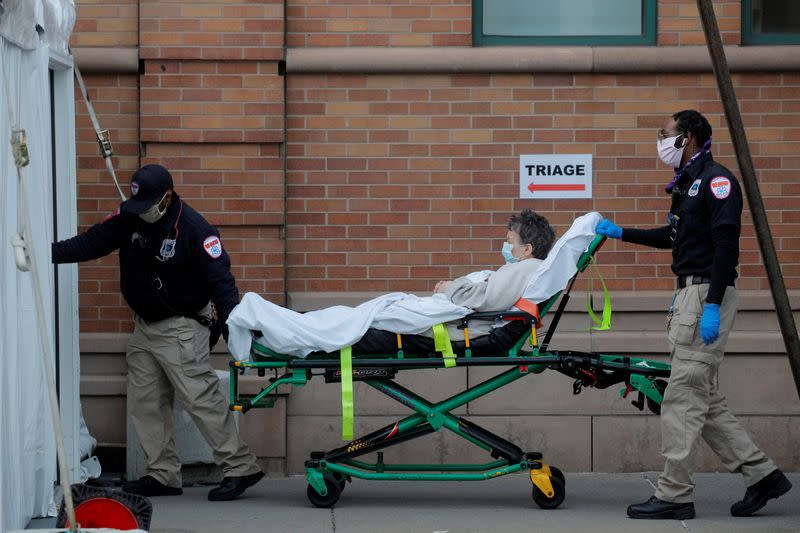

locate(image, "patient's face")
[[505, 230, 532, 261]]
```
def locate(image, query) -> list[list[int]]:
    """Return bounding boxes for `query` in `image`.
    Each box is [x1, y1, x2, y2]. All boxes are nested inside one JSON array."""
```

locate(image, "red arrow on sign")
[[528, 183, 586, 192]]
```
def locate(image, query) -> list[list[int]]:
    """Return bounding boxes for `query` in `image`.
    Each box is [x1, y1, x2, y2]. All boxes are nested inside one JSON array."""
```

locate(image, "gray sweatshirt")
[[425, 257, 543, 340]]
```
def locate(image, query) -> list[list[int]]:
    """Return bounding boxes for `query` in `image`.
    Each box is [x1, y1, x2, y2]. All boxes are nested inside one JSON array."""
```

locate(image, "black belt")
[[185, 313, 213, 327], [677, 275, 734, 289]]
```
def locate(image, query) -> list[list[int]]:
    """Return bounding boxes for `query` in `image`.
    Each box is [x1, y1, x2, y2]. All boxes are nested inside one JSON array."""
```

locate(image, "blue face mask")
[[502, 242, 519, 264]]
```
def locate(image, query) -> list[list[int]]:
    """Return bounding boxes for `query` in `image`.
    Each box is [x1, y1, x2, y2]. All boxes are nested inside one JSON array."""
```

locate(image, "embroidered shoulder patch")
[[710, 176, 731, 200], [203, 236, 223, 259], [687, 179, 702, 197]]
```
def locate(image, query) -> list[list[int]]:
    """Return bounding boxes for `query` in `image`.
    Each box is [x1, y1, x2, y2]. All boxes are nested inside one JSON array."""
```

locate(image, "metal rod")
[[696, 0, 800, 399]]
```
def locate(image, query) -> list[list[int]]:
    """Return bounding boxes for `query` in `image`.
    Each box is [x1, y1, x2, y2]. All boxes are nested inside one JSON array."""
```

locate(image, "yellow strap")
[[340, 346, 354, 440], [432, 323, 456, 368], [586, 257, 612, 331]]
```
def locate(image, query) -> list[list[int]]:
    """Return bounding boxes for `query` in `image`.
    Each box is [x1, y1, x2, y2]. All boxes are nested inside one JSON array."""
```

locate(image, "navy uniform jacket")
[[622, 153, 742, 305], [52, 193, 239, 323]]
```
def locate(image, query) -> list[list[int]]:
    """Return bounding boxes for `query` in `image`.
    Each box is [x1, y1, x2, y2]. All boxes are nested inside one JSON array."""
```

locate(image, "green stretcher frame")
[[228, 235, 672, 509]]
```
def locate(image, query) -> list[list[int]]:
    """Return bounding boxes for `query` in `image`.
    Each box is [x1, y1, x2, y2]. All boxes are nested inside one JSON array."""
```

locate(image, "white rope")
[[2, 38, 79, 533], [73, 61, 126, 202]]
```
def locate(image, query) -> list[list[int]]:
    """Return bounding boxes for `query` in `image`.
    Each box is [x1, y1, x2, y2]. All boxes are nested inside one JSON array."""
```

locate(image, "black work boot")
[[208, 471, 265, 501], [731, 469, 792, 517], [627, 496, 696, 520], [122, 475, 182, 497]]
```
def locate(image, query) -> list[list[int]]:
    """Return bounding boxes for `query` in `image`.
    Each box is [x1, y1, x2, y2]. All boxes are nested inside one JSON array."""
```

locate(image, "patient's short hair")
[[507, 209, 555, 260]]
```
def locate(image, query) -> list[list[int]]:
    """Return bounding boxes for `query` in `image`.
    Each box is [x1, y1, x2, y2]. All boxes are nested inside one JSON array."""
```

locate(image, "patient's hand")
[[433, 280, 452, 294]]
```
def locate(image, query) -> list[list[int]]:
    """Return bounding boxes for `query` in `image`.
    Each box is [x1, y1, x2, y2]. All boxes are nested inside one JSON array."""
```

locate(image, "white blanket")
[[227, 292, 470, 359], [227, 212, 603, 360]]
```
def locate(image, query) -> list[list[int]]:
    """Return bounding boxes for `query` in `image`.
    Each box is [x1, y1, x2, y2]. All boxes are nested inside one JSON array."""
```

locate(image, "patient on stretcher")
[[337, 209, 556, 357], [226, 211, 601, 360]]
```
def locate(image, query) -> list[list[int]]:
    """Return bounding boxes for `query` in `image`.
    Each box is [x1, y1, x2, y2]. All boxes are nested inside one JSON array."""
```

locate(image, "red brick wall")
[[74, 74, 140, 332], [72, 0, 286, 333], [286, 72, 800, 293], [139, 0, 283, 60], [287, 1, 471, 47], [658, 0, 741, 45], [140, 60, 284, 143], [70, 0, 800, 334], [72, 0, 138, 47]]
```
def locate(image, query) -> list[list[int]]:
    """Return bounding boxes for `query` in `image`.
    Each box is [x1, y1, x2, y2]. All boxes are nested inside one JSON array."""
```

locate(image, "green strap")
[[340, 346, 354, 440], [432, 323, 456, 368], [585, 257, 612, 331]]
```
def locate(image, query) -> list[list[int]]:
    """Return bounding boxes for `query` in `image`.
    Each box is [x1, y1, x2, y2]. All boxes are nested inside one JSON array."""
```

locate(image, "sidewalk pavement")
[[134, 472, 798, 533]]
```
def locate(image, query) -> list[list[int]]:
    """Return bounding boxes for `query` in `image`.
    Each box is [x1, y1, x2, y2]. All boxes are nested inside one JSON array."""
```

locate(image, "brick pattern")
[[140, 60, 284, 143], [71, 0, 138, 48], [69, 1, 800, 332], [287, 1, 471, 47], [74, 74, 140, 332], [287, 72, 800, 293], [658, 0, 741, 46], [139, 0, 284, 60]]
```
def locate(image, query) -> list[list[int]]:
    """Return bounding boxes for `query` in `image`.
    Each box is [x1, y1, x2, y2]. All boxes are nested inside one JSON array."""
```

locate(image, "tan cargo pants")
[[655, 279, 775, 503], [126, 305, 260, 488]]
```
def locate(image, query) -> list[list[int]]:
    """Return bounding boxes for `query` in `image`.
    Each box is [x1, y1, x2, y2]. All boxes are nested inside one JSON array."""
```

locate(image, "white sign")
[[519, 154, 592, 199]]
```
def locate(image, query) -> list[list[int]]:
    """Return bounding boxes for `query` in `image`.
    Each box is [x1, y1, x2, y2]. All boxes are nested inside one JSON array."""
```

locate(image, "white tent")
[[0, 1, 79, 530]]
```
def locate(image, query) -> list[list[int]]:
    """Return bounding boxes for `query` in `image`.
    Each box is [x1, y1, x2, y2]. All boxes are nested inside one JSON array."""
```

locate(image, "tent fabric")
[[0, 0, 76, 527], [227, 212, 602, 360], [0, 0, 75, 52]]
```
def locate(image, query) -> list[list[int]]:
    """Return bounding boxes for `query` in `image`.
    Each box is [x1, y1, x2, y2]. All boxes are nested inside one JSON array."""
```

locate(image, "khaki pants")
[[655, 280, 775, 503], [126, 306, 260, 488]]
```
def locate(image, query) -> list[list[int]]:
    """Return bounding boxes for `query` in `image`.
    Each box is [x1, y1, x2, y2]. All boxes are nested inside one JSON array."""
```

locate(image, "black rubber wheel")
[[532, 476, 565, 510], [332, 472, 349, 492], [306, 473, 342, 508], [549, 466, 565, 487], [647, 379, 669, 415]]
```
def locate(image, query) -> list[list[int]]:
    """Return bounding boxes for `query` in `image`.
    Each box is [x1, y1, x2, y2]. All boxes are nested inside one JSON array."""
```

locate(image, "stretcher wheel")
[[549, 466, 565, 487], [532, 476, 565, 510], [307, 473, 342, 508], [647, 379, 669, 416], [332, 471, 349, 492]]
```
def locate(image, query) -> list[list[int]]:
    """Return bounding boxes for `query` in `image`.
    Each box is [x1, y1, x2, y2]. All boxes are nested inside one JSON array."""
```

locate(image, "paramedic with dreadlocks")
[[597, 110, 791, 519], [52, 164, 263, 501]]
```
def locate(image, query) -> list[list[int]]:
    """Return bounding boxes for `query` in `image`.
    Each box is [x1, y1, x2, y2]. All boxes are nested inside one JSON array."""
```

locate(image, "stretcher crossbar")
[[228, 235, 672, 508]]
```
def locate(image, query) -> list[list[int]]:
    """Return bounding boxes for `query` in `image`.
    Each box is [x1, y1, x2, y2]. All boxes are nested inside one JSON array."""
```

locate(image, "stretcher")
[[228, 235, 671, 509]]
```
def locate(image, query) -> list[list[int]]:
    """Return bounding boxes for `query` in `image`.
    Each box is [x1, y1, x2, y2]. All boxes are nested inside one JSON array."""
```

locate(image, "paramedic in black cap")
[[52, 164, 263, 501]]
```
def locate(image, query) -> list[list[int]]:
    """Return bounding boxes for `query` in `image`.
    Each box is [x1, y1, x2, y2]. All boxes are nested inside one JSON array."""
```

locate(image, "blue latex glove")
[[700, 303, 720, 344], [595, 219, 623, 240]]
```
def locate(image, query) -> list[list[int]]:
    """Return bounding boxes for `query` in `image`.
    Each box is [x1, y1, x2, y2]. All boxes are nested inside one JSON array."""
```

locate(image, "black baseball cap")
[[121, 164, 174, 214]]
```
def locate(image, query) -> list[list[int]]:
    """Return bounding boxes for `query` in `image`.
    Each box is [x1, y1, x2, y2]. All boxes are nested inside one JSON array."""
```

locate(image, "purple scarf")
[[664, 137, 713, 193]]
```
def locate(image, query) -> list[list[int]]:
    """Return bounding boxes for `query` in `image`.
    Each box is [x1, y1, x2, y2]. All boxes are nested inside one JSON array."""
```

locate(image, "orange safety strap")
[[514, 298, 540, 348], [513, 298, 540, 325]]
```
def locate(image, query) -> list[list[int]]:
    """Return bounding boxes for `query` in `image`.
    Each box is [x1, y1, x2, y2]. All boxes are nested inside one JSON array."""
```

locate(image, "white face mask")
[[139, 193, 169, 223], [657, 135, 686, 168]]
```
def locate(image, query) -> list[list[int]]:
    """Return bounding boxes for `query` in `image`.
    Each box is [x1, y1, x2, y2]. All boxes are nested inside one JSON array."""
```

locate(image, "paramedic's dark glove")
[[595, 219, 622, 240], [209, 320, 223, 350], [700, 303, 720, 345]]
